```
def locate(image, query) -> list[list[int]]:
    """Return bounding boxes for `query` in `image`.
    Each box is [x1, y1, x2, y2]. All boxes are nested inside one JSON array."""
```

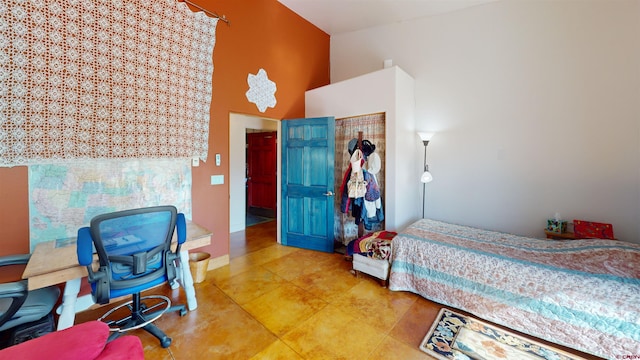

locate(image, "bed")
[[388, 219, 640, 359]]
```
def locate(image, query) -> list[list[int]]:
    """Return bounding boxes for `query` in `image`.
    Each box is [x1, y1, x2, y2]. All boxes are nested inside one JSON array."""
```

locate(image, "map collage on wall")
[[28, 159, 192, 250]]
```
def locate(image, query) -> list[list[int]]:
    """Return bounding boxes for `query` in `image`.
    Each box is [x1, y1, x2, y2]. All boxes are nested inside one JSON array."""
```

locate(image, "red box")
[[573, 220, 615, 240]]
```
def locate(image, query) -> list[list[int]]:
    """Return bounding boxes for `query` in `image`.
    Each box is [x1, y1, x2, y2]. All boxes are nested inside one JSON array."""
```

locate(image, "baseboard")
[[230, 222, 244, 233], [207, 254, 229, 271]]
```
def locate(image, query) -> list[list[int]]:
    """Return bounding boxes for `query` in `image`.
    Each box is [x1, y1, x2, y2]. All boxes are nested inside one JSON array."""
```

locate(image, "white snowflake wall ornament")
[[246, 69, 277, 113]]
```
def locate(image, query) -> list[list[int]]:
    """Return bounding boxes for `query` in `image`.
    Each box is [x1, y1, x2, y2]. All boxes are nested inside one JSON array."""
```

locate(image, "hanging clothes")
[[340, 149, 368, 226], [334, 114, 386, 245], [364, 172, 381, 218], [348, 138, 376, 159], [340, 163, 352, 214], [360, 176, 384, 230], [347, 149, 366, 198], [364, 152, 382, 219], [340, 136, 385, 232]]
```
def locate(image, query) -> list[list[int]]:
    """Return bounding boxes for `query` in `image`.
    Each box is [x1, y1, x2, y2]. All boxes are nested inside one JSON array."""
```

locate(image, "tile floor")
[[75, 221, 600, 359]]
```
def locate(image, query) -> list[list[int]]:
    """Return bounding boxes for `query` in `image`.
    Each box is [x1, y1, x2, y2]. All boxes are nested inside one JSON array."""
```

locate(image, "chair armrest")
[[0, 254, 31, 267], [0, 281, 28, 298], [177, 213, 186, 245], [77, 227, 94, 266], [76, 227, 111, 304], [174, 213, 186, 255], [0, 280, 28, 328]]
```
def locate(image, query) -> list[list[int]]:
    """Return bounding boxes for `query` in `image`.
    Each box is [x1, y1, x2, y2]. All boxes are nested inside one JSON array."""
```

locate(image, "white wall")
[[229, 113, 280, 233], [306, 66, 420, 231], [330, 0, 640, 242]]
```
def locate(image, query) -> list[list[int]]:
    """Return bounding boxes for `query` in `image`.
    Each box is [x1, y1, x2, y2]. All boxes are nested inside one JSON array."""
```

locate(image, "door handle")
[[323, 191, 334, 196]]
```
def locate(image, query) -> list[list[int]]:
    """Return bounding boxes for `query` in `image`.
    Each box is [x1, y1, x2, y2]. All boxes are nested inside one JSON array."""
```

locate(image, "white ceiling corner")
[[278, 0, 499, 35]]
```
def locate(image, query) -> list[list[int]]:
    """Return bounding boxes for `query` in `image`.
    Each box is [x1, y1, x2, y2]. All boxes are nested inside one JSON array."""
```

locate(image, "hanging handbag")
[[348, 171, 367, 198], [348, 149, 367, 198], [364, 171, 380, 201]]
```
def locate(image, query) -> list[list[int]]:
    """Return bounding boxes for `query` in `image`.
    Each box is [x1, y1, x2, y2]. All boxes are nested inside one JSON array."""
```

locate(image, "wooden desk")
[[22, 221, 212, 330]]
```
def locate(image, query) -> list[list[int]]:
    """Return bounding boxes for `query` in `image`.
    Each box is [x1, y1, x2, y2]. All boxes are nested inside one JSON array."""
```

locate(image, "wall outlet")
[[215, 153, 221, 166]]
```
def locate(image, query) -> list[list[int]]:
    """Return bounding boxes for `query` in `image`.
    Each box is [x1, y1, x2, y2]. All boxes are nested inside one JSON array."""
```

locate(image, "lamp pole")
[[417, 132, 434, 219], [422, 142, 427, 218]]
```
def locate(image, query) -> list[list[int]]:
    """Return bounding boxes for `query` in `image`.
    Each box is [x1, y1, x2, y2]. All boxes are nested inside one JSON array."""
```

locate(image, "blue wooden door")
[[281, 117, 335, 253]]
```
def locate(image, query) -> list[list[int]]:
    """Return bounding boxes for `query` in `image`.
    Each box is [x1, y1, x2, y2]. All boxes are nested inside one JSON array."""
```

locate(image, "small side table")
[[544, 230, 577, 240]]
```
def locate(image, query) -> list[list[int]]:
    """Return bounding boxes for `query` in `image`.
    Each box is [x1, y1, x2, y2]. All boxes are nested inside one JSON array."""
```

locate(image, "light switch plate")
[[192, 156, 199, 167], [210, 175, 224, 185]]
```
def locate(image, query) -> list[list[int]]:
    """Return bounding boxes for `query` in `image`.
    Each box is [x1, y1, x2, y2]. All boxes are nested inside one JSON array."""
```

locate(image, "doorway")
[[246, 131, 277, 225], [229, 113, 281, 240]]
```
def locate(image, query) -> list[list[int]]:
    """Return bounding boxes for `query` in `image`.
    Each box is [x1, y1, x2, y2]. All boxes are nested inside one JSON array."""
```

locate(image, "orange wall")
[[0, 167, 30, 256], [0, 0, 330, 257]]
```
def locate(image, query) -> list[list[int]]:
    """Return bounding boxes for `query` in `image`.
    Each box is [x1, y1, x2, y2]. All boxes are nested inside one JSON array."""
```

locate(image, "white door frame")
[[228, 113, 281, 243]]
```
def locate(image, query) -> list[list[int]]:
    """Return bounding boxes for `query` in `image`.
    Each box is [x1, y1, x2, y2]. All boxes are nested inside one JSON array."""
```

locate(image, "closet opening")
[[334, 112, 386, 254]]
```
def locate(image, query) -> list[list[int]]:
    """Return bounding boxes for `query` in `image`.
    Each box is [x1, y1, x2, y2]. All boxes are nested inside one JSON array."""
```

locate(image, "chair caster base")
[[100, 295, 171, 332], [98, 294, 185, 348], [161, 337, 172, 348]]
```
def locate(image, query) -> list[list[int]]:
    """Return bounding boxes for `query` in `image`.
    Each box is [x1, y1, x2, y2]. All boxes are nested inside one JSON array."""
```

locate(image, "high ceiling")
[[278, 0, 498, 35]]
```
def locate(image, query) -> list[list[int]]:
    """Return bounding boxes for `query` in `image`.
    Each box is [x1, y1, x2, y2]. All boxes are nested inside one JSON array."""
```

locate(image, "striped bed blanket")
[[388, 219, 640, 359]]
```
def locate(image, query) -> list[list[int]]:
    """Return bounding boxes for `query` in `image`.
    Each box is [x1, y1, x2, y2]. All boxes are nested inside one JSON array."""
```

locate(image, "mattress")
[[388, 218, 640, 359]]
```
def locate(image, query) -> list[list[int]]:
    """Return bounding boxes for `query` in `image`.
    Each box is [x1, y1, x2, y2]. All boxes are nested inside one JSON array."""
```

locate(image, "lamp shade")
[[421, 171, 433, 183], [418, 132, 435, 142]]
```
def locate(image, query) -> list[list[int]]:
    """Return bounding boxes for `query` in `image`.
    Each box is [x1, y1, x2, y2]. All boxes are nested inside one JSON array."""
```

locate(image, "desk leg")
[[57, 277, 81, 330], [178, 250, 198, 311]]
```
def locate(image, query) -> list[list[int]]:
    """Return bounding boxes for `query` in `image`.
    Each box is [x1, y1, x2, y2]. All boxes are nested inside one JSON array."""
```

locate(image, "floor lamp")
[[418, 132, 434, 218]]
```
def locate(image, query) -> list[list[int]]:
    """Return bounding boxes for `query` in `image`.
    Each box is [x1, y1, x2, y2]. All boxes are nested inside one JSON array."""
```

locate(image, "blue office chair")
[[0, 254, 60, 346], [77, 205, 187, 348]]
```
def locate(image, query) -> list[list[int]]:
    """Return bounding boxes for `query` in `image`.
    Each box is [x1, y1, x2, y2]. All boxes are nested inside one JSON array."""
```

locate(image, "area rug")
[[420, 308, 587, 360]]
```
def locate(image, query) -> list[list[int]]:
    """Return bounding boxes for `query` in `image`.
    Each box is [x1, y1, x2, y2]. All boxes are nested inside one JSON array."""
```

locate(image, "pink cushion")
[[0, 321, 108, 359], [95, 335, 144, 360]]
